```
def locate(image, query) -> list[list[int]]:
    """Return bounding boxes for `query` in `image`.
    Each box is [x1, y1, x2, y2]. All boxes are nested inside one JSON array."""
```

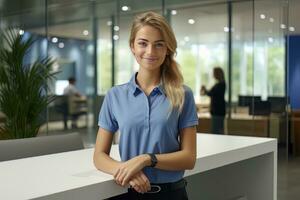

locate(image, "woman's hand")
[[114, 154, 150, 186], [200, 85, 206, 95], [128, 171, 151, 193]]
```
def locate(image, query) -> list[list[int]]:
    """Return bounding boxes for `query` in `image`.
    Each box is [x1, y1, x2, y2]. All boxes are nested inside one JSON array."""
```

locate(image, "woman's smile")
[[143, 57, 158, 63]]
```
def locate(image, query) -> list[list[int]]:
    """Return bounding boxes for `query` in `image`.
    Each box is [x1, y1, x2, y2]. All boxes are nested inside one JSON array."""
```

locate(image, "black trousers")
[[108, 179, 188, 200]]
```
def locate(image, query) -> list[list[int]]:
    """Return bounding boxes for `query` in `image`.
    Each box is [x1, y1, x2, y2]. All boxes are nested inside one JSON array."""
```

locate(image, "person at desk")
[[63, 77, 82, 97], [63, 77, 83, 129], [93, 12, 198, 200], [201, 67, 226, 134]]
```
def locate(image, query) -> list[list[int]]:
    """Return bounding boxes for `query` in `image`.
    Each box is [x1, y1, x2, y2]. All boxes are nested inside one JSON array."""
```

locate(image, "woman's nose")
[[146, 45, 154, 54]]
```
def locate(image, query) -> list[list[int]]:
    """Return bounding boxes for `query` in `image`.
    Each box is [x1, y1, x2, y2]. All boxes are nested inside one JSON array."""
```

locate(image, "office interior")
[[0, 0, 300, 199]]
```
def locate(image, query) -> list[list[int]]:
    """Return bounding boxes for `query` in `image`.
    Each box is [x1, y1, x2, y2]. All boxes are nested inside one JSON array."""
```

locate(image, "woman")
[[201, 67, 226, 134], [93, 11, 198, 200]]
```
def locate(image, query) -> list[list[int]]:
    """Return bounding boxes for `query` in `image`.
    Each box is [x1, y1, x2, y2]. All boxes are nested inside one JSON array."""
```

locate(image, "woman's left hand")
[[114, 154, 149, 186]]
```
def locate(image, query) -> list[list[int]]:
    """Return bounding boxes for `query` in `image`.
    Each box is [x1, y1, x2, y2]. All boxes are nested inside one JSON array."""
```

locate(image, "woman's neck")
[[136, 68, 161, 94]]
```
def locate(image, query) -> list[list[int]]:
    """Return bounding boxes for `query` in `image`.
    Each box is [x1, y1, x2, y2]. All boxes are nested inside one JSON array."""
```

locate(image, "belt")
[[128, 178, 187, 194]]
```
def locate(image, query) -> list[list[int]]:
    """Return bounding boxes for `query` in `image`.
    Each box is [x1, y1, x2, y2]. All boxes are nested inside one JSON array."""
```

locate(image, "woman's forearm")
[[151, 150, 196, 171], [93, 152, 121, 175]]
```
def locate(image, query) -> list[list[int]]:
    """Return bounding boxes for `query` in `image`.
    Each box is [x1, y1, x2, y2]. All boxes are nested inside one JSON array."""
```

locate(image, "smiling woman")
[[93, 11, 198, 200], [130, 26, 167, 72]]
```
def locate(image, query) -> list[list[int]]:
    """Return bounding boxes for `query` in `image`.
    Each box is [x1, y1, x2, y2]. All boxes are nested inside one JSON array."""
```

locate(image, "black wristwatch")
[[147, 153, 157, 168]]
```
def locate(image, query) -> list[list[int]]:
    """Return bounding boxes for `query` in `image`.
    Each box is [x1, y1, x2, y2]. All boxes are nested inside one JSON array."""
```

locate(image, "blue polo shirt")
[[98, 73, 198, 183]]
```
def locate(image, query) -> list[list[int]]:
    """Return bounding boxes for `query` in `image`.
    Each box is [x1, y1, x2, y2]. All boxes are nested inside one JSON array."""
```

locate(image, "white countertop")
[[0, 133, 277, 200]]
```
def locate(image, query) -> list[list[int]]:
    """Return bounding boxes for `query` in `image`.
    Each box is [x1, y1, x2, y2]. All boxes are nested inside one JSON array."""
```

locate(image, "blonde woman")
[[94, 11, 198, 200]]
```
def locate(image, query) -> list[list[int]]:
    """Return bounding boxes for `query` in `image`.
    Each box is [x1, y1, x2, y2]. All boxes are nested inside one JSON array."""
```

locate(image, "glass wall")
[[1, 0, 300, 198]]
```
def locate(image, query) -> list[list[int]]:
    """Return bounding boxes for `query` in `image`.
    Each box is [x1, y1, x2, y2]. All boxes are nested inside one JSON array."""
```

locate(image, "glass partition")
[[1, 1, 300, 198]]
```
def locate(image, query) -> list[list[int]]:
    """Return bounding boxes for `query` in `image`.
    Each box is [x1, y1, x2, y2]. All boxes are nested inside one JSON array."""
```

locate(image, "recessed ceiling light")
[[260, 14, 266, 19], [268, 37, 274, 43], [83, 30, 89, 36], [269, 18, 274, 22], [188, 19, 195, 24], [52, 37, 58, 43], [19, 29, 24, 35], [58, 42, 64, 48], [121, 6, 129, 11], [280, 24, 286, 29], [224, 27, 229, 32], [171, 10, 177, 15], [114, 26, 120, 31], [184, 36, 190, 42], [113, 35, 119, 40], [107, 21, 112, 26], [289, 26, 295, 32]]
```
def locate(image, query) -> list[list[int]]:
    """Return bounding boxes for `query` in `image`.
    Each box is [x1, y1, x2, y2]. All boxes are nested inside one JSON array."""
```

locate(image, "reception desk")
[[0, 134, 277, 200]]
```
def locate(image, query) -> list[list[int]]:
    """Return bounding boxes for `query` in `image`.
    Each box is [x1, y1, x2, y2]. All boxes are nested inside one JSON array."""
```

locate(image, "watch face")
[[150, 154, 157, 167]]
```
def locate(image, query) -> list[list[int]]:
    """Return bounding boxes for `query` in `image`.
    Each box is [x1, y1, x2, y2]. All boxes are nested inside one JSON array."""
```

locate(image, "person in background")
[[63, 77, 82, 129], [63, 77, 82, 97], [93, 11, 198, 200], [201, 67, 226, 134]]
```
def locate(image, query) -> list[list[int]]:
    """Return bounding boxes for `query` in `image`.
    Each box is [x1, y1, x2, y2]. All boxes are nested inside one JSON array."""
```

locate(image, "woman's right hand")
[[200, 85, 206, 95], [128, 171, 151, 193], [114, 154, 150, 186]]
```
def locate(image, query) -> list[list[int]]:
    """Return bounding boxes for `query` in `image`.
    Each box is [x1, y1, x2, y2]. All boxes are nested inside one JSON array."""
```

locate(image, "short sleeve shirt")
[[63, 84, 80, 96], [98, 73, 198, 183]]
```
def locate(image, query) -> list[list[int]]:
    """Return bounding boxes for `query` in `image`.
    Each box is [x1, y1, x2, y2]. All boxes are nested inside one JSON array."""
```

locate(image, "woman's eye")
[[138, 42, 147, 47], [155, 43, 164, 48]]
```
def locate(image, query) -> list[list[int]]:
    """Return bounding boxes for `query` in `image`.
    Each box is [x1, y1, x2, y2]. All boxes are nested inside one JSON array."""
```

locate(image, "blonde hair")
[[129, 11, 185, 112]]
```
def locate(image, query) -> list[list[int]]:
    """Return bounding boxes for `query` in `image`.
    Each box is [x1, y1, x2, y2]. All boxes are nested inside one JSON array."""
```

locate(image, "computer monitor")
[[268, 96, 287, 113], [249, 100, 271, 116], [238, 95, 261, 107], [55, 80, 69, 95]]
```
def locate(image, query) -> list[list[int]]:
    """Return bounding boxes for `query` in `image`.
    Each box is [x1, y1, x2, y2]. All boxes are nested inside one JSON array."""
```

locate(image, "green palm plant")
[[0, 29, 57, 139]]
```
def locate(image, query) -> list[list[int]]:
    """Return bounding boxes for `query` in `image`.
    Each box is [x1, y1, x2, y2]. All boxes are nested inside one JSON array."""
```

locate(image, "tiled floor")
[[42, 120, 300, 200]]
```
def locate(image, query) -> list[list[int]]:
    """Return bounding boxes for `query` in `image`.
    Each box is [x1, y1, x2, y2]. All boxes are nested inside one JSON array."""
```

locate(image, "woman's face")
[[131, 25, 168, 72]]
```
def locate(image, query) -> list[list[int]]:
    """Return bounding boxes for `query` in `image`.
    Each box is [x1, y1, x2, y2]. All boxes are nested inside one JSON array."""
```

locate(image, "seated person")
[[63, 77, 85, 129]]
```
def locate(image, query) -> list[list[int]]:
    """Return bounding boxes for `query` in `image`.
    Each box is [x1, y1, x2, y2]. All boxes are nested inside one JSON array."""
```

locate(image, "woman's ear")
[[130, 43, 135, 55]]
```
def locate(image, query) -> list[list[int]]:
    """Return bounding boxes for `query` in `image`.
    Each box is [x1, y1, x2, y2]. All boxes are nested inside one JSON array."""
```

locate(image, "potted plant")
[[0, 29, 57, 139]]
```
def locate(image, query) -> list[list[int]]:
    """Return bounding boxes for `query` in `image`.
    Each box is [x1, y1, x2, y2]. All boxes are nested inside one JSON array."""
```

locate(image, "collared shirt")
[[98, 73, 198, 183]]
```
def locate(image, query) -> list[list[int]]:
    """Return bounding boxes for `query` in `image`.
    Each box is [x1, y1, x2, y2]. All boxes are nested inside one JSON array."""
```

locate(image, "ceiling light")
[[52, 37, 58, 43], [19, 29, 24, 35], [107, 21, 112, 26], [224, 27, 229, 32], [289, 26, 295, 32], [260, 14, 266, 19], [184, 36, 190, 42], [268, 37, 273, 43], [114, 26, 120, 31], [269, 18, 274, 23], [171, 10, 177, 15], [113, 35, 119, 40], [280, 24, 286, 29], [188, 19, 195, 24], [83, 30, 89, 36], [58, 42, 64, 48], [121, 6, 129, 11]]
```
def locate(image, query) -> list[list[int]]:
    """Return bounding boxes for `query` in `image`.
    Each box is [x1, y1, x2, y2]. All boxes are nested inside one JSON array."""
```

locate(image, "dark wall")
[[288, 35, 300, 110]]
